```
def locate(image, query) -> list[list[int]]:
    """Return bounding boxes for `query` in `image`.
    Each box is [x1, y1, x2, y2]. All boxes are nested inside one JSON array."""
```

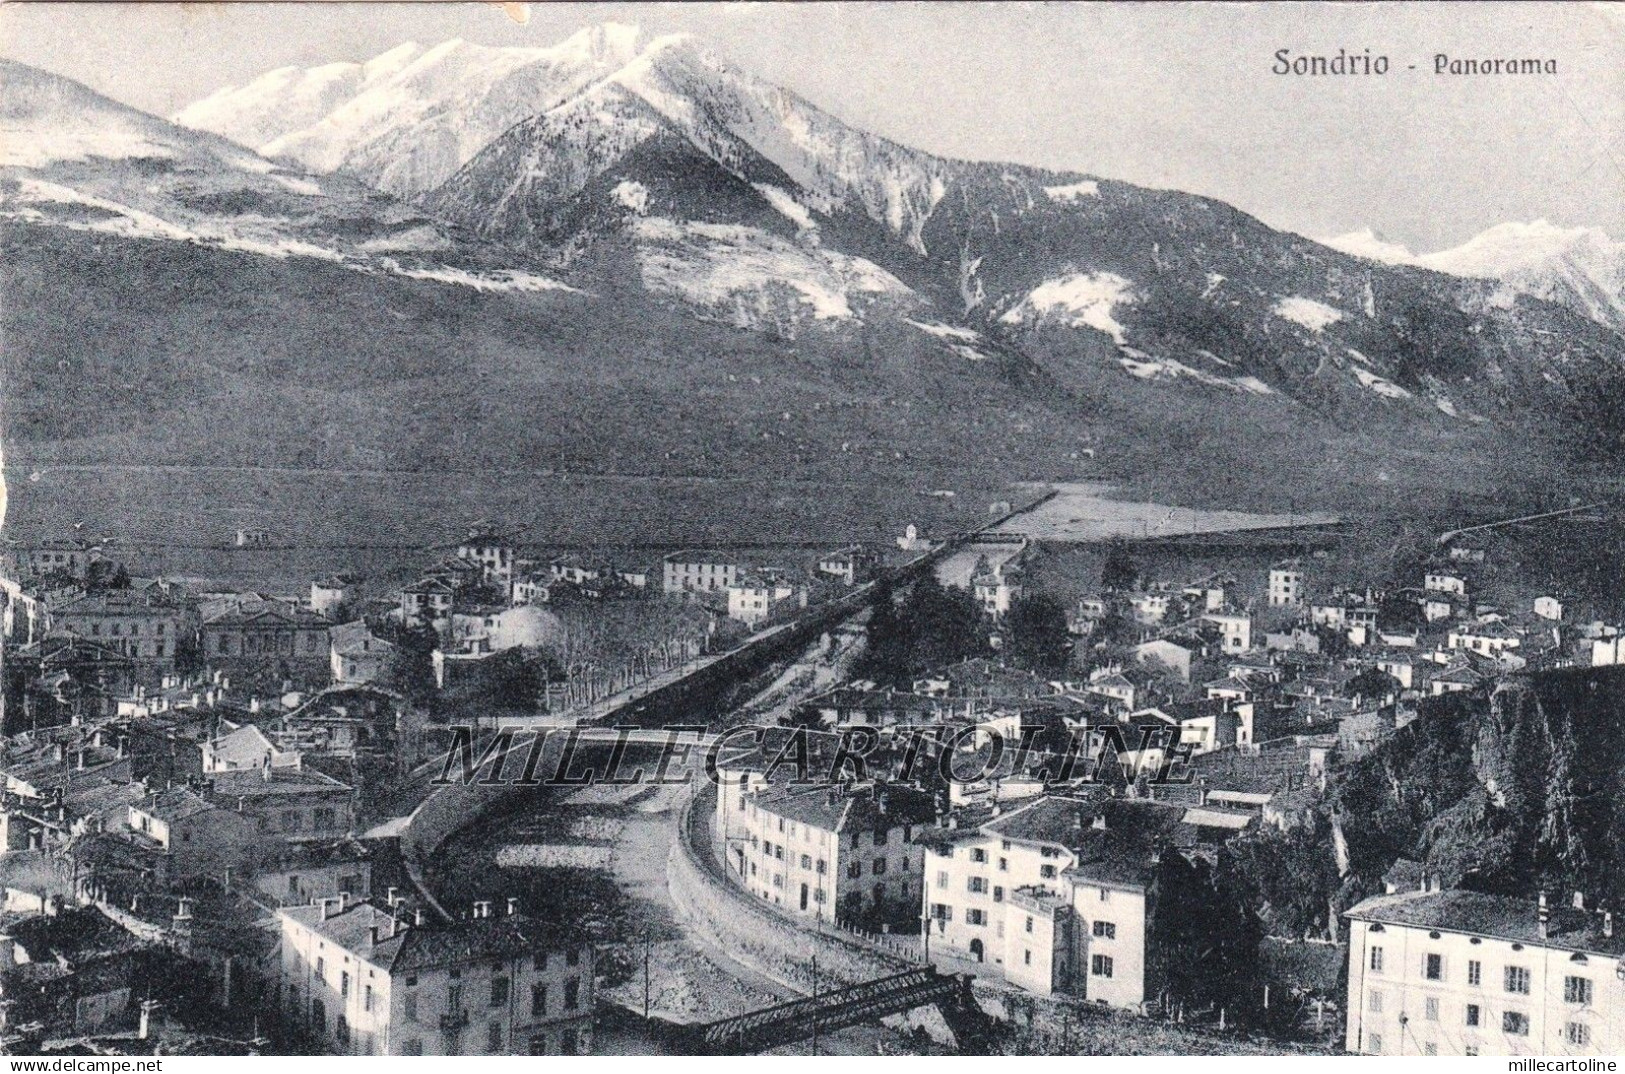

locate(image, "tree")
[[1003, 593, 1071, 676], [856, 576, 986, 685], [1100, 540, 1138, 594]]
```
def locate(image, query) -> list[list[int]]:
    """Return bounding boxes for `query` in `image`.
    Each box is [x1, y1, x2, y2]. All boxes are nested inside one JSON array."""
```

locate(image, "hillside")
[[1226, 666, 1625, 940], [1, 34, 1623, 543]]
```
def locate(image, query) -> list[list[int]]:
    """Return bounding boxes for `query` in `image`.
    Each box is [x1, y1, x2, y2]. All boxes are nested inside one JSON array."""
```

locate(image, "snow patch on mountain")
[[612, 179, 650, 213], [753, 183, 815, 231], [373, 260, 579, 294], [630, 217, 911, 325], [1273, 296, 1343, 332], [1116, 349, 1276, 395], [1043, 179, 1099, 202], [1000, 272, 1135, 343], [1350, 365, 1412, 400], [906, 319, 981, 342]]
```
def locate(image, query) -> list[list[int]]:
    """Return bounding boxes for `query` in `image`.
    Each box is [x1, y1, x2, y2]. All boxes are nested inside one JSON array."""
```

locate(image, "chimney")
[[506, 897, 519, 917], [175, 897, 193, 922], [1603, 910, 1614, 939], [321, 898, 336, 921], [414, 908, 424, 927], [1538, 890, 1550, 939], [1573, 892, 1586, 911], [386, 886, 399, 907], [474, 900, 491, 919], [1092, 813, 1108, 831], [338, 892, 350, 912], [369, 925, 381, 947]]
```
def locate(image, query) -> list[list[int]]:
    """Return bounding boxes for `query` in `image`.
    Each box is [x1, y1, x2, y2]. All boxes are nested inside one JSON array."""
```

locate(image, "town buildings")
[[275, 897, 595, 1055], [1345, 888, 1623, 1057], [917, 795, 1191, 1009], [718, 779, 936, 929], [1268, 560, 1306, 607], [662, 551, 743, 595]]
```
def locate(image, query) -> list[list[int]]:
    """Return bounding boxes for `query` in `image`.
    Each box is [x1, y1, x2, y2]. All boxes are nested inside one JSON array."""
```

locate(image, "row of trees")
[[855, 575, 1073, 684]]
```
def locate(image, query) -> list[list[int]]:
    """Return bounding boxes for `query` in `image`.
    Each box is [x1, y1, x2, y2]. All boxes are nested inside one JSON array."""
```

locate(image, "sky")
[[2, 1, 1621, 251]]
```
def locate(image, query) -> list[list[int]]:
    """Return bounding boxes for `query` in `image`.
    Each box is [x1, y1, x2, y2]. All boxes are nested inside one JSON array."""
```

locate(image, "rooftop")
[[1347, 888, 1625, 957]]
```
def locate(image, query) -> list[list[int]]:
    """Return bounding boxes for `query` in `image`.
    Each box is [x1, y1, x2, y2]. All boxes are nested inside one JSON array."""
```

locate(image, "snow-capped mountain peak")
[[1415, 219, 1606, 277], [173, 25, 684, 195], [1320, 220, 1625, 335], [1318, 227, 1416, 265]]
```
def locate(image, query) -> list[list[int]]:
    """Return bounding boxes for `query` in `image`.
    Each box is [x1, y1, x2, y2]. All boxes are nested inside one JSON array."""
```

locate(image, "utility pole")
[[810, 953, 819, 1056], [642, 931, 653, 1020]]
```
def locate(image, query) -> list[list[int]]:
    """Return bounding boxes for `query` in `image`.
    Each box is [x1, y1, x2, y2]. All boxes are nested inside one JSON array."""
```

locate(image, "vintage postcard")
[[0, 1, 1622, 1061]]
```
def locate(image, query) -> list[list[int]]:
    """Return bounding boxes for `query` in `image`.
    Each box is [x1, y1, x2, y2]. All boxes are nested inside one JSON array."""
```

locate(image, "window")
[[966, 909, 986, 926], [316, 956, 326, 979], [1369, 947, 1384, 973], [487, 1022, 503, 1052], [1024, 915, 1034, 934], [1566, 1022, 1591, 1047], [1424, 953, 1443, 981], [1367, 1034, 1382, 1055], [1500, 1010, 1530, 1036], [403, 993, 418, 1022], [1505, 966, 1531, 995], [1092, 921, 1116, 939], [1023, 950, 1032, 966], [491, 977, 509, 1008], [1040, 865, 1057, 880], [1465, 1046, 1478, 1057], [873, 858, 887, 875], [997, 857, 1008, 872], [935, 870, 948, 889], [314, 807, 336, 830], [800, 854, 812, 869], [565, 950, 580, 968], [1467, 959, 1481, 987], [1091, 954, 1114, 978], [992, 886, 1004, 902], [563, 980, 579, 1011], [1367, 991, 1382, 1013], [341, 971, 350, 998], [1465, 1003, 1480, 1027], [531, 984, 547, 1018], [1424, 997, 1439, 1021], [847, 861, 861, 879], [970, 848, 987, 863], [364, 985, 374, 1013], [1564, 975, 1593, 1005], [816, 859, 827, 874], [968, 876, 987, 894], [875, 829, 888, 847]]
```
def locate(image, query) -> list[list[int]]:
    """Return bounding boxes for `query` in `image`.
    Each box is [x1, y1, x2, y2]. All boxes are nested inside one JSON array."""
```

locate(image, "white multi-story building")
[[726, 574, 806, 626], [1203, 612, 1252, 653], [918, 795, 1184, 1009], [277, 897, 595, 1056], [662, 551, 744, 595], [456, 527, 515, 589], [1345, 888, 1623, 1057], [973, 565, 1024, 620], [1268, 561, 1305, 607], [718, 779, 935, 929]]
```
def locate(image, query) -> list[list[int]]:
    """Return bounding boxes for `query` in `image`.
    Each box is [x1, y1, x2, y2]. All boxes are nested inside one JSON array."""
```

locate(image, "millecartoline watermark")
[[428, 723, 1198, 788]]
